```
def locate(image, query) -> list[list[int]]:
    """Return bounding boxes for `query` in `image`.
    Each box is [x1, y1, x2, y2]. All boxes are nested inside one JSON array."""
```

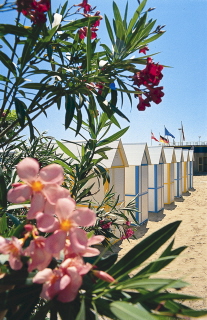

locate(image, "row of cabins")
[[59, 141, 194, 226]]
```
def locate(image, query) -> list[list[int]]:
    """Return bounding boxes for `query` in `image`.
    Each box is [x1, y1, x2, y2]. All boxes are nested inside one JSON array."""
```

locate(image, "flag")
[[151, 131, 159, 142], [160, 135, 169, 144], [164, 127, 175, 139]]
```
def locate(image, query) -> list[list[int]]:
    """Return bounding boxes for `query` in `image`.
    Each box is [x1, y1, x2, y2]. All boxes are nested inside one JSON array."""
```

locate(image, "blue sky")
[[1, 0, 207, 145]]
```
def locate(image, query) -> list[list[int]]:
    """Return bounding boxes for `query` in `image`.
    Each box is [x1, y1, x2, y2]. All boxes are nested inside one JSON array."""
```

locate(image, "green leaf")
[[0, 213, 7, 235], [21, 83, 46, 90], [65, 95, 76, 129], [21, 24, 42, 69], [108, 221, 182, 280], [56, 140, 78, 161], [75, 298, 85, 320], [127, 0, 147, 36], [0, 24, 31, 37], [60, 1, 68, 15], [138, 32, 163, 47], [96, 254, 118, 271], [60, 17, 99, 31], [111, 88, 117, 107], [0, 51, 17, 76], [97, 127, 129, 147], [6, 212, 20, 226], [87, 21, 92, 73], [135, 240, 187, 277], [0, 165, 7, 208], [110, 301, 157, 320], [14, 98, 26, 128], [104, 15, 115, 45], [25, 113, 35, 141], [0, 75, 10, 82], [115, 278, 189, 291]]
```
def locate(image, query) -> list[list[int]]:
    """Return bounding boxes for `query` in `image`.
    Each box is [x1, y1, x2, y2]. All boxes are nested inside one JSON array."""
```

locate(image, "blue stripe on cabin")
[[135, 166, 139, 221], [154, 165, 158, 212]]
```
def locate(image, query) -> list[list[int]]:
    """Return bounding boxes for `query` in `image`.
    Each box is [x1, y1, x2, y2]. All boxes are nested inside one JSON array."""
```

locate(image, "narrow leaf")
[[56, 140, 78, 161], [0, 165, 7, 208], [65, 95, 76, 129], [0, 51, 16, 76], [14, 98, 26, 128], [110, 301, 156, 320]]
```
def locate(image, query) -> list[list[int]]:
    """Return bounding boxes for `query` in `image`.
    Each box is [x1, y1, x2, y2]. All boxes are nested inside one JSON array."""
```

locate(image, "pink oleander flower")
[[33, 257, 91, 302], [64, 230, 104, 258], [7, 157, 70, 219], [99, 220, 112, 230], [125, 220, 131, 226], [121, 228, 134, 240], [92, 270, 116, 283], [36, 198, 97, 253], [139, 46, 149, 55], [24, 236, 54, 272], [0, 236, 23, 270], [74, 0, 92, 14]]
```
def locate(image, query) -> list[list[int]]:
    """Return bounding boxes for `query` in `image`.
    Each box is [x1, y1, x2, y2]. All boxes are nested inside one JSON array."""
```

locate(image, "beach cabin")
[[57, 139, 128, 206], [188, 149, 194, 189], [182, 149, 190, 193], [123, 143, 151, 224], [163, 147, 176, 204], [148, 146, 166, 213], [174, 148, 184, 198]]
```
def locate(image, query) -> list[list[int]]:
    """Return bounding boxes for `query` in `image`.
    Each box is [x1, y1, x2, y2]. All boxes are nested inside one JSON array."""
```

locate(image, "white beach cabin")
[[58, 139, 128, 206], [163, 147, 176, 204], [182, 149, 190, 193], [123, 143, 151, 225], [148, 146, 166, 213], [188, 149, 194, 189], [174, 148, 184, 198]]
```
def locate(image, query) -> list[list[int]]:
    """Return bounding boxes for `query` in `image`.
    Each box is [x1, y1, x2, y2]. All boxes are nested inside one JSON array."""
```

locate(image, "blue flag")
[[164, 127, 175, 139]]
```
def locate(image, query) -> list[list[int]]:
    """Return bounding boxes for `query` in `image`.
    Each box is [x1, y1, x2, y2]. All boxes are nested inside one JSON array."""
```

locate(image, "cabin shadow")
[[182, 191, 191, 197], [148, 209, 166, 222], [174, 196, 185, 202], [189, 187, 196, 192], [133, 222, 149, 239], [164, 203, 177, 211]]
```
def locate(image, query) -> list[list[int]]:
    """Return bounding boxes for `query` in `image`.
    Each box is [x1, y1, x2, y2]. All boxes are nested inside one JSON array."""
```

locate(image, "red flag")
[[151, 131, 159, 142]]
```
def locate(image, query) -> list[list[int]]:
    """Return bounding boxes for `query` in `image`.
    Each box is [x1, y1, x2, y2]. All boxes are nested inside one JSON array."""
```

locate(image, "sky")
[[1, 0, 207, 145]]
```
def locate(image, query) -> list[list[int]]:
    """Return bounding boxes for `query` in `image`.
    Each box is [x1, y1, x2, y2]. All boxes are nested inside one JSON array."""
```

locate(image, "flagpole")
[[181, 121, 183, 144], [151, 130, 152, 146]]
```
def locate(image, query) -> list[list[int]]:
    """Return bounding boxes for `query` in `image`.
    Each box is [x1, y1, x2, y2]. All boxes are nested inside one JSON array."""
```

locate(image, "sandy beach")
[[112, 174, 207, 316]]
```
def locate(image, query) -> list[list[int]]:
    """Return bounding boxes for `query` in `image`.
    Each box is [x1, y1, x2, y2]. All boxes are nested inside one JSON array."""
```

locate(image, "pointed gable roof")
[[148, 146, 166, 165], [123, 143, 151, 166], [163, 147, 176, 164], [174, 148, 184, 163], [182, 149, 190, 162], [188, 149, 194, 161]]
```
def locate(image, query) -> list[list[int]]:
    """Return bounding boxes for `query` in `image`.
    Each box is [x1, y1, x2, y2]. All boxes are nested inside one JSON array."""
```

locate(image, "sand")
[[111, 174, 207, 317]]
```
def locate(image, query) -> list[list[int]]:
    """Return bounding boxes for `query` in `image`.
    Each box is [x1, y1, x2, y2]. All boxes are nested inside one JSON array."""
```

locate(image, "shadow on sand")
[[164, 203, 177, 211], [148, 209, 166, 222], [182, 191, 191, 197], [175, 196, 185, 202], [189, 187, 196, 192]]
